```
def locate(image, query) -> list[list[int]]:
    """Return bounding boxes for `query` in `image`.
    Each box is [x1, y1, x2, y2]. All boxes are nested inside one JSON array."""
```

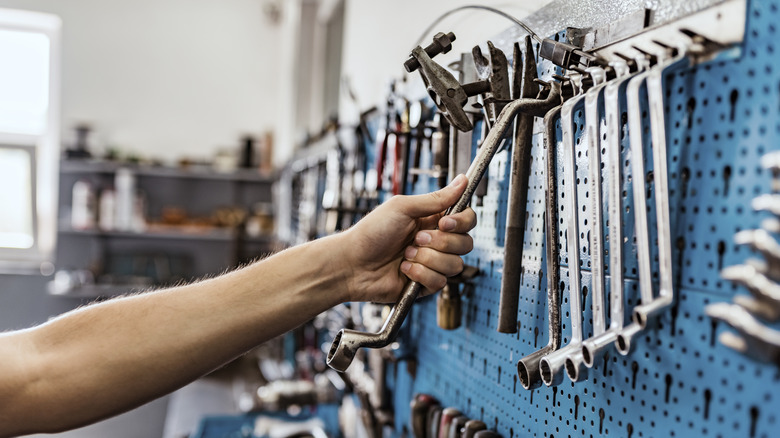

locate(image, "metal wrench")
[[327, 88, 562, 372], [733, 229, 780, 280], [516, 100, 563, 390], [706, 302, 780, 366], [617, 49, 691, 354], [631, 51, 689, 325], [566, 66, 609, 383], [498, 36, 539, 334], [581, 60, 633, 367], [615, 58, 655, 355], [539, 74, 587, 386]]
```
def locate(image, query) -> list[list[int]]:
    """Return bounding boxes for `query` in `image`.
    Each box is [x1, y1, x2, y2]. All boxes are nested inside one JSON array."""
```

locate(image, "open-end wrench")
[[581, 60, 633, 367], [566, 66, 609, 383], [706, 302, 780, 366], [733, 229, 780, 280], [753, 194, 780, 217], [618, 48, 691, 354], [498, 36, 539, 334], [327, 87, 562, 372], [539, 74, 587, 387], [516, 101, 563, 390]]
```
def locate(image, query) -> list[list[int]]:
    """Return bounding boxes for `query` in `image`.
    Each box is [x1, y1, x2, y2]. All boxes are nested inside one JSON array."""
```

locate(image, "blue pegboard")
[[381, 2, 780, 438]]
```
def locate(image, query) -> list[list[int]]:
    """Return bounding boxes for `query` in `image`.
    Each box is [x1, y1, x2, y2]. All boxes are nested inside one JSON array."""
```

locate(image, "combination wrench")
[[581, 60, 633, 367], [539, 74, 587, 386], [516, 100, 563, 389], [327, 87, 562, 372], [565, 66, 610, 383]]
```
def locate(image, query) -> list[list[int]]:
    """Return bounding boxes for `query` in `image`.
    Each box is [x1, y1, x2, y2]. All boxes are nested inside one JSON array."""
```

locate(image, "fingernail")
[[440, 217, 456, 231], [400, 261, 412, 273], [404, 246, 418, 259], [448, 174, 465, 187], [415, 231, 432, 245]]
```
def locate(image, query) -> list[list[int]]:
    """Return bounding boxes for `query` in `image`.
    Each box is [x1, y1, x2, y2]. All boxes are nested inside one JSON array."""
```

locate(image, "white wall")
[[339, 0, 553, 124], [0, 0, 283, 164]]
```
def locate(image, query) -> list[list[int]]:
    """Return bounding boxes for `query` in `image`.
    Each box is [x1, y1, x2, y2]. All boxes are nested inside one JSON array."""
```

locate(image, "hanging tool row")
[[707, 151, 780, 366], [327, 26, 738, 391]]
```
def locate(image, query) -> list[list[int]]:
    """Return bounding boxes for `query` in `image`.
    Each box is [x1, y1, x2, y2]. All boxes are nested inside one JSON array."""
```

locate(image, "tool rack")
[[282, 1, 780, 436]]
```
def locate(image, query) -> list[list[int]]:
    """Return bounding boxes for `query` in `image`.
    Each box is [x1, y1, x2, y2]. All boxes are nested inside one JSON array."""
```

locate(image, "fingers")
[[400, 258, 459, 292], [403, 246, 465, 277], [413, 229, 473, 256], [438, 208, 477, 233], [395, 174, 467, 218]]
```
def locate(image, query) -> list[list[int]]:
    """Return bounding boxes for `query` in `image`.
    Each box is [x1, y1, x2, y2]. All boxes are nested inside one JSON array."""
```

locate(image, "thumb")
[[396, 174, 468, 218]]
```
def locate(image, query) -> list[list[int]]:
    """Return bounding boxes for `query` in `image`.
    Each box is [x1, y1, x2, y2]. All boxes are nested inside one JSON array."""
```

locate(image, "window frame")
[[0, 8, 61, 274]]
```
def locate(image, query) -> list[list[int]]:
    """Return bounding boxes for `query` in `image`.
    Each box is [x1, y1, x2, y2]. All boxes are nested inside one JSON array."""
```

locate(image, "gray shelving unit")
[[53, 160, 275, 298]]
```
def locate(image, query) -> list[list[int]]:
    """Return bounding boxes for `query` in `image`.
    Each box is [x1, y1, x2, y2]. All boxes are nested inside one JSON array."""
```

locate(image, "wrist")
[[314, 232, 355, 305]]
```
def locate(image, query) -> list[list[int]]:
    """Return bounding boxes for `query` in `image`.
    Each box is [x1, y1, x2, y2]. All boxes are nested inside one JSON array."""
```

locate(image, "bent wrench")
[[581, 60, 633, 367], [327, 88, 562, 372], [566, 66, 609, 382], [618, 49, 690, 354], [516, 101, 563, 389], [539, 74, 587, 386]]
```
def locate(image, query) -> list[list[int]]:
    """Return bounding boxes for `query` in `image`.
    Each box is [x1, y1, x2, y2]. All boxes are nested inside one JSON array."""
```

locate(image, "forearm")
[[0, 233, 349, 436]]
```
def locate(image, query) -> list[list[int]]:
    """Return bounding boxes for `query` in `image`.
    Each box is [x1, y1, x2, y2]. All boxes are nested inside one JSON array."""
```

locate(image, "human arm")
[[0, 175, 476, 436]]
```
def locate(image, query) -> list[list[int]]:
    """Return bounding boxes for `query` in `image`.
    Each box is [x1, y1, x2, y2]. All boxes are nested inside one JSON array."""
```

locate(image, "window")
[[0, 8, 60, 274]]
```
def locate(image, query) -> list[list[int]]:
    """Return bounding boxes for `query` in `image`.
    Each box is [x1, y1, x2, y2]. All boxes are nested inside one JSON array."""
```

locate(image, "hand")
[[340, 175, 477, 303]]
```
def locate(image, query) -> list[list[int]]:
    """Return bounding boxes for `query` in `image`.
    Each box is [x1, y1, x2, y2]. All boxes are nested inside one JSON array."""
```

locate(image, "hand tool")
[[516, 98, 563, 389], [448, 416, 469, 438], [539, 73, 587, 387], [752, 194, 780, 217], [473, 432, 502, 438], [406, 33, 510, 133], [437, 264, 480, 330], [614, 55, 655, 355], [616, 45, 692, 355], [461, 420, 486, 438], [627, 47, 689, 329], [472, 41, 511, 125], [580, 60, 633, 368], [706, 302, 780, 366], [432, 118, 450, 189], [498, 36, 540, 334], [762, 150, 780, 193], [448, 52, 480, 183], [428, 405, 443, 438], [721, 264, 780, 321], [411, 394, 439, 438], [566, 66, 609, 383], [733, 229, 780, 281], [439, 408, 462, 438], [327, 84, 562, 373]]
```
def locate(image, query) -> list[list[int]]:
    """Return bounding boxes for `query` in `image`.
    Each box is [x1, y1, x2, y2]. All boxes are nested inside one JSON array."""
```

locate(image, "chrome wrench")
[[327, 87, 562, 372], [566, 66, 609, 382], [581, 60, 633, 367], [618, 48, 690, 354], [539, 74, 586, 386]]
